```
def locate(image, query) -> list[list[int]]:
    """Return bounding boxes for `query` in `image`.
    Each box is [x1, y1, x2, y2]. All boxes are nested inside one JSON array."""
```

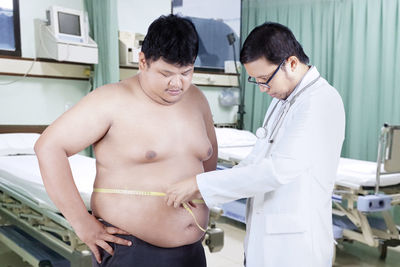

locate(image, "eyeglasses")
[[247, 59, 286, 89]]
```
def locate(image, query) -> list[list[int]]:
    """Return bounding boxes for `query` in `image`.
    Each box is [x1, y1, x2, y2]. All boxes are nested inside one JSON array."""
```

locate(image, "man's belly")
[[90, 163, 209, 247]]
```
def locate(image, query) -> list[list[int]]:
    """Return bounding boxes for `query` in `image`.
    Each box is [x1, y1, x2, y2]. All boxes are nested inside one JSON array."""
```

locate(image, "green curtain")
[[83, 0, 119, 157], [84, 0, 119, 88], [241, 0, 400, 162]]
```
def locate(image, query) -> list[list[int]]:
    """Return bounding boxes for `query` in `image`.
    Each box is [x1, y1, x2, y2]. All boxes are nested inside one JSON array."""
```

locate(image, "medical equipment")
[[119, 31, 144, 66], [255, 75, 320, 140], [333, 124, 400, 259], [36, 6, 98, 64], [0, 127, 224, 266]]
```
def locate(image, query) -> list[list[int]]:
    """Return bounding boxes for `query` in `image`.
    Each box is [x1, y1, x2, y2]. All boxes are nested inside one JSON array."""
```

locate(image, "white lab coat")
[[197, 67, 345, 267]]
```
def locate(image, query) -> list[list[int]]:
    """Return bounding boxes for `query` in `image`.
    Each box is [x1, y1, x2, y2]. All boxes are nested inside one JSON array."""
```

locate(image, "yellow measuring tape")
[[93, 188, 206, 232]]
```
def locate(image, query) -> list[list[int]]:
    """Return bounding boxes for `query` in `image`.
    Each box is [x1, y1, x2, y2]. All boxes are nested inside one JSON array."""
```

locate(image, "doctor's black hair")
[[141, 14, 199, 66], [240, 22, 309, 65]]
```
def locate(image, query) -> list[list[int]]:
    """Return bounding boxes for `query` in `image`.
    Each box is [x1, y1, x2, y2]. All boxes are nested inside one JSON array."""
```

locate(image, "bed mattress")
[[336, 157, 400, 188], [0, 154, 96, 212]]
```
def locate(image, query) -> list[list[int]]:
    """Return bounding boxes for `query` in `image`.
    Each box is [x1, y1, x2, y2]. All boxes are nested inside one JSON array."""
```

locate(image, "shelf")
[[120, 66, 239, 87], [0, 57, 90, 80], [0, 57, 239, 87]]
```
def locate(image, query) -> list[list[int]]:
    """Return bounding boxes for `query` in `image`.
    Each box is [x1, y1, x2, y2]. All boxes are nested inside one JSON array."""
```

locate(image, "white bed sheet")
[[218, 146, 253, 162], [0, 154, 96, 212], [215, 127, 255, 162], [336, 157, 400, 188]]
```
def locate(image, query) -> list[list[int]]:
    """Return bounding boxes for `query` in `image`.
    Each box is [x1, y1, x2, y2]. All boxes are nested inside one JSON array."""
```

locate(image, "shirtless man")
[[34, 15, 217, 267]]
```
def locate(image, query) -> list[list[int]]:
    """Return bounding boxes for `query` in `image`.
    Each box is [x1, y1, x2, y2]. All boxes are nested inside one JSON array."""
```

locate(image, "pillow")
[[0, 133, 41, 156]]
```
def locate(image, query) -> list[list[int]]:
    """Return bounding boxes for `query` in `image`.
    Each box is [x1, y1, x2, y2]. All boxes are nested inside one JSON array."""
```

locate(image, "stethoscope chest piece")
[[255, 127, 268, 139]]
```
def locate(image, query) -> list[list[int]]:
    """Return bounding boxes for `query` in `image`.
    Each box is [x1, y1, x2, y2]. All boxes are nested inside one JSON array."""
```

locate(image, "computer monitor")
[[46, 6, 88, 45]]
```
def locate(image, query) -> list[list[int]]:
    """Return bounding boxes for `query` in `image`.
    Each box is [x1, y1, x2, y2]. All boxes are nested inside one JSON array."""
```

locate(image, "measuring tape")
[[93, 188, 206, 232]]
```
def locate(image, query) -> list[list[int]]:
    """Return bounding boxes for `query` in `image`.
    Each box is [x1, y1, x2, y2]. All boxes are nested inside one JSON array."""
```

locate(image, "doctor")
[[165, 22, 345, 267]]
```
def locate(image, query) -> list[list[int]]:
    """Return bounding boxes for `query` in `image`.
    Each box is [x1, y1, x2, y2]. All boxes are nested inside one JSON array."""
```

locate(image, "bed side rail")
[[0, 184, 91, 266], [375, 124, 400, 194]]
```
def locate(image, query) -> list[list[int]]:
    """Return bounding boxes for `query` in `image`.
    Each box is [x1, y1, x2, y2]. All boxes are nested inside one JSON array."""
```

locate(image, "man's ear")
[[287, 56, 299, 72], [138, 52, 147, 70]]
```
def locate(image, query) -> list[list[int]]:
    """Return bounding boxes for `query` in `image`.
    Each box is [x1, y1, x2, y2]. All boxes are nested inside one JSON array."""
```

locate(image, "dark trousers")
[[92, 220, 207, 267]]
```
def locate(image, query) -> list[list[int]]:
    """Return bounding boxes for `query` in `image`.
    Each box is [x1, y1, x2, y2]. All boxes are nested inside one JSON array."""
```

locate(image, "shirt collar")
[[284, 66, 320, 103]]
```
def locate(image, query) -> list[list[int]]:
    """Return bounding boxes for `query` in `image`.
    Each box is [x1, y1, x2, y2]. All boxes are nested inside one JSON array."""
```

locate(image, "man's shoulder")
[[308, 78, 341, 102], [184, 85, 211, 110], [88, 80, 133, 103], [186, 84, 208, 102]]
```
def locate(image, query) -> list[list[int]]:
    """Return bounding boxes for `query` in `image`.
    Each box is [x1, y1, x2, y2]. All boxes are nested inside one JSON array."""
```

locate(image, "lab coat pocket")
[[265, 213, 306, 234]]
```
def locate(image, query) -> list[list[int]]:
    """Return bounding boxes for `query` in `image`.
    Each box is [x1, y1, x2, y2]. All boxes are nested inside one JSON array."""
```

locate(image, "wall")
[[117, 0, 171, 35], [0, 0, 89, 125]]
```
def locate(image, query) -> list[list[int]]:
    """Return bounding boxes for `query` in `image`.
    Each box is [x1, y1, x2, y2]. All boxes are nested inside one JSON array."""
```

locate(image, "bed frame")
[[0, 125, 48, 134], [0, 125, 92, 267], [333, 124, 400, 260]]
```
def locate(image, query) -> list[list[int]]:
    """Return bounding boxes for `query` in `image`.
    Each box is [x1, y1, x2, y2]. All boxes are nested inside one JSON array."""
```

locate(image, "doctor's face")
[[244, 57, 294, 100]]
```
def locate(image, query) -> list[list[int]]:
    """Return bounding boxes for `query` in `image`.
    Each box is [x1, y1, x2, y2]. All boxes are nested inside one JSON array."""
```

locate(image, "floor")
[[205, 218, 246, 267], [1, 217, 400, 267]]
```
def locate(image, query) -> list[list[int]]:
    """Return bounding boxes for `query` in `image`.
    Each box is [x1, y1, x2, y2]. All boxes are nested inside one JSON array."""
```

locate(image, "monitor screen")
[[58, 11, 81, 36]]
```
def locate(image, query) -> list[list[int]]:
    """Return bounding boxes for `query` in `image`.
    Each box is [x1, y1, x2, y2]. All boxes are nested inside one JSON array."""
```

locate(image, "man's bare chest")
[[100, 107, 212, 163]]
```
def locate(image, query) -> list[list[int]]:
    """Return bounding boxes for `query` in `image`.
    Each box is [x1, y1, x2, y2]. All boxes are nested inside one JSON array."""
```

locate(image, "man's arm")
[[35, 85, 131, 263], [200, 89, 218, 173]]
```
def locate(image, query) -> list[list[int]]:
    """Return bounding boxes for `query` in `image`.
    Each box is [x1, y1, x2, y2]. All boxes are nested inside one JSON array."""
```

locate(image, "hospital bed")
[[332, 124, 400, 259], [0, 126, 94, 267], [215, 125, 400, 260], [0, 125, 223, 267]]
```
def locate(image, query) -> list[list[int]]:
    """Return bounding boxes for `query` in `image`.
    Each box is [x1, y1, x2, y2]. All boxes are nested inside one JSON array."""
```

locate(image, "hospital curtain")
[[83, 0, 119, 156], [241, 0, 400, 162], [84, 0, 119, 88]]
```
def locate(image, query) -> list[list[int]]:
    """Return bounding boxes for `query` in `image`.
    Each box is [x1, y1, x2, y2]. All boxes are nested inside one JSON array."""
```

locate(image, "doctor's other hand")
[[165, 176, 202, 208], [73, 214, 132, 263]]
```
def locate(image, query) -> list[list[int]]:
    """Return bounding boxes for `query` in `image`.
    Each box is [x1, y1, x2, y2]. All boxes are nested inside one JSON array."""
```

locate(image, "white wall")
[[117, 0, 171, 35], [0, 0, 89, 125], [0, 75, 89, 124], [199, 86, 239, 124]]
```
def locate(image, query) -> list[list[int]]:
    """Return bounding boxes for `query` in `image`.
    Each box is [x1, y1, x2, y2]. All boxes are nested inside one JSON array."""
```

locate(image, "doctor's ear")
[[286, 56, 299, 72]]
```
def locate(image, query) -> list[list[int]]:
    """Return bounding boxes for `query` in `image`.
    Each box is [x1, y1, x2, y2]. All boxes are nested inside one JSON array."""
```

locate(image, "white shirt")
[[197, 67, 345, 267]]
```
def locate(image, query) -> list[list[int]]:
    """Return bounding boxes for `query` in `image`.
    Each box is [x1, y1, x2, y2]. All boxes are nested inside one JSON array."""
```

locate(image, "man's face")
[[244, 57, 293, 100], [139, 54, 194, 105]]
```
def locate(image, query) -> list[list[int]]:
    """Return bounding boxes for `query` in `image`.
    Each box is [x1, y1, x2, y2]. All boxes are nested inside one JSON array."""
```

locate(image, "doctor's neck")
[[283, 63, 310, 100]]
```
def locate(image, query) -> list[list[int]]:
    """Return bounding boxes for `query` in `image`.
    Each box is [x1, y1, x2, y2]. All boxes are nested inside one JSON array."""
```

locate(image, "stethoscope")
[[255, 75, 321, 143]]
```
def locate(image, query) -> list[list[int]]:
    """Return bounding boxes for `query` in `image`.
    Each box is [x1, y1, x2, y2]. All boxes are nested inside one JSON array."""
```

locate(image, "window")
[[0, 0, 21, 57], [172, 0, 241, 71]]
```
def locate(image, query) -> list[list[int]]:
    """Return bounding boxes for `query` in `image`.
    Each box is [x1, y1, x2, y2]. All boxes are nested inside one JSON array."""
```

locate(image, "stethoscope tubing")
[[256, 74, 321, 144]]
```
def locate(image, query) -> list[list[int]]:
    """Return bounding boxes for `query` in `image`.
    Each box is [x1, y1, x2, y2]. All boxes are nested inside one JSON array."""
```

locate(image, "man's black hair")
[[240, 22, 309, 65], [141, 14, 199, 66]]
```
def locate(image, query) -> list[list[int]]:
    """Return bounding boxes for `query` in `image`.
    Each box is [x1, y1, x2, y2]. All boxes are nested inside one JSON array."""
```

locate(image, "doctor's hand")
[[165, 176, 202, 208], [73, 214, 132, 264]]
